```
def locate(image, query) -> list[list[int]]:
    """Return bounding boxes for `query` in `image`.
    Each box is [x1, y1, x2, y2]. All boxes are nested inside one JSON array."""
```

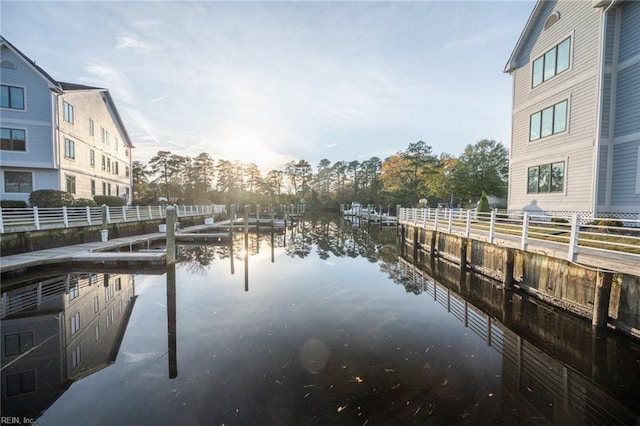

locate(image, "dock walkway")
[[0, 221, 239, 275]]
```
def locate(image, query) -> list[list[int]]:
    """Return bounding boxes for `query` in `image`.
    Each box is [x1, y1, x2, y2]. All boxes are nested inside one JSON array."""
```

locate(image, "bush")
[[551, 217, 569, 224], [93, 195, 126, 207], [29, 190, 75, 207], [477, 191, 491, 213], [75, 198, 97, 207], [588, 218, 623, 228], [0, 200, 27, 208]]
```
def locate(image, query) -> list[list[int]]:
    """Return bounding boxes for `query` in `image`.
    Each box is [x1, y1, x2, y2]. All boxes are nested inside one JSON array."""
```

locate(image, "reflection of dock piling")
[[167, 263, 177, 379]]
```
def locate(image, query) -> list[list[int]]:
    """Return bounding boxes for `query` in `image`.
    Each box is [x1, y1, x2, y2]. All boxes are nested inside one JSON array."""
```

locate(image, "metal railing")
[[0, 205, 227, 234], [399, 207, 640, 264]]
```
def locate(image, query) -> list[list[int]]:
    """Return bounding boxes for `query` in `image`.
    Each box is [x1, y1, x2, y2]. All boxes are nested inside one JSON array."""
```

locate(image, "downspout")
[[592, 0, 619, 218]]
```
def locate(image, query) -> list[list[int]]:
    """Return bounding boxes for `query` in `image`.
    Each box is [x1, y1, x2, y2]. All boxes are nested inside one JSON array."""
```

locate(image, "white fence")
[[0, 205, 226, 234], [398, 207, 640, 264]]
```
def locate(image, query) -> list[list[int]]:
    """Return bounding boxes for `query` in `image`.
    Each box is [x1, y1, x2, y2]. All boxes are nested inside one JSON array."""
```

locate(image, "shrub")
[[0, 200, 28, 208], [29, 190, 75, 207], [588, 218, 623, 228], [93, 195, 126, 207], [551, 217, 569, 224], [75, 198, 98, 207], [477, 191, 491, 213]]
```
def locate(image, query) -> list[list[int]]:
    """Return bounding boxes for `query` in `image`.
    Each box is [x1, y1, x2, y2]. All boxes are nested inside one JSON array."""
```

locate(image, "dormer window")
[[532, 37, 571, 87]]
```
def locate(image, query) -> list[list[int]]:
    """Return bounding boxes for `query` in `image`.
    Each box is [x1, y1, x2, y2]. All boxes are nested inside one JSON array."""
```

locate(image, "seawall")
[[400, 224, 640, 339]]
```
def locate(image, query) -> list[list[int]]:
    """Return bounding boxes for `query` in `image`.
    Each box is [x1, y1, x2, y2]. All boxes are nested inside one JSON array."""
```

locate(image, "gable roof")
[[1, 35, 62, 92], [504, 0, 621, 73], [1, 36, 134, 148], [504, 1, 546, 73]]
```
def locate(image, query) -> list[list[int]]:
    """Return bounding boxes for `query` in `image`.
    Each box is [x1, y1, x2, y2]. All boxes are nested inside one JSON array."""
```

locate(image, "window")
[[63, 101, 74, 124], [64, 138, 75, 159], [530, 100, 568, 141], [66, 174, 76, 194], [4, 171, 32, 193], [95, 324, 100, 341], [94, 295, 100, 313], [1, 84, 24, 109], [115, 137, 119, 151], [125, 166, 130, 177], [4, 332, 34, 357], [70, 312, 80, 335], [107, 158, 111, 173], [1, 128, 26, 151], [71, 345, 81, 369], [532, 37, 570, 87], [6, 371, 35, 396], [102, 155, 107, 171], [114, 161, 119, 175], [102, 181, 106, 195], [91, 179, 96, 196], [101, 127, 105, 144], [106, 130, 110, 147], [108, 183, 111, 196], [90, 149, 95, 167], [69, 277, 79, 301], [527, 162, 565, 193], [89, 119, 94, 136]]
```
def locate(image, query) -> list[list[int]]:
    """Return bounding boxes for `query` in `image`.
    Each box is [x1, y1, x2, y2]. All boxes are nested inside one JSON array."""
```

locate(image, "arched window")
[[544, 12, 560, 30]]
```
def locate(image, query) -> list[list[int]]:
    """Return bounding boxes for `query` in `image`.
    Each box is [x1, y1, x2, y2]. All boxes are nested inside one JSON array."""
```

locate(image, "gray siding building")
[[505, 0, 640, 219], [1, 37, 133, 204]]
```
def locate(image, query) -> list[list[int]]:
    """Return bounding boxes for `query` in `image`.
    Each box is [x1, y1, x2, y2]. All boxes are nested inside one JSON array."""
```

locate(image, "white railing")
[[399, 207, 640, 264], [0, 205, 226, 234]]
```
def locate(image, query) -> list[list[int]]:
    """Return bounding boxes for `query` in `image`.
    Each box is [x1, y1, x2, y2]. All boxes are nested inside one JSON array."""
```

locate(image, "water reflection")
[[1, 214, 638, 424], [1, 271, 136, 420], [397, 258, 640, 425]]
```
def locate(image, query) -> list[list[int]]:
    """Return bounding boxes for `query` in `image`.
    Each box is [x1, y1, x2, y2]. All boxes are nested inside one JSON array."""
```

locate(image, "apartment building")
[[1, 36, 133, 204], [505, 0, 640, 219]]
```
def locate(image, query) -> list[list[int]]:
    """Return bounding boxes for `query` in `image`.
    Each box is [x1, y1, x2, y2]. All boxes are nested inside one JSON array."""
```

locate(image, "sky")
[[2, 0, 535, 172]]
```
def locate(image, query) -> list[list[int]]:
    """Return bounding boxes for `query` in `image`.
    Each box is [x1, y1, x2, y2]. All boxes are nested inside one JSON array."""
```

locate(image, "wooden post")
[[460, 238, 467, 272], [412, 227, 419, 264], [166, 206, 176, 265], [101, 204, 108, 228], [430, 230, 437, 257], [592, 271, 613, 328], [568, 213, 580, 262], [520, 212, 529, 250], [503, 249, 514, 289], [244, 206, 249, 292]]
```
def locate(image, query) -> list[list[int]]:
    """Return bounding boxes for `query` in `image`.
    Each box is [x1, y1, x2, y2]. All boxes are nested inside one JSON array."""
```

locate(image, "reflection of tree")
[[176, 214, 407, 286], [177, 245, 218, 275]]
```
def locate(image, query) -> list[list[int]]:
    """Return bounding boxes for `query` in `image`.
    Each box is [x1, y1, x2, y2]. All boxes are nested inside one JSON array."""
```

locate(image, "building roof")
[[1, 35, 62, 92], [1, 36, 134, 148], [503, 1, 545, 73], [504, 0, 621, 73]]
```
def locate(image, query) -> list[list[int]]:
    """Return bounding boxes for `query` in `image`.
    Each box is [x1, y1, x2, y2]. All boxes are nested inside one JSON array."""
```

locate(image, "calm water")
[[2, 215, 639, 425]]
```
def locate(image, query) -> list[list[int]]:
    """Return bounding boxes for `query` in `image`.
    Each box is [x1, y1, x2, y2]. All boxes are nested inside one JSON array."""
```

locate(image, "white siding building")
[[505, 0, 640, 219], [1, 37, 133, 205]]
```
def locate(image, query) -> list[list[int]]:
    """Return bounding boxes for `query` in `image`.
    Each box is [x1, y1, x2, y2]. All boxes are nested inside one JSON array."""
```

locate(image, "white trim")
[[636, 147, 640, 195], [611, 131, 640, 145], [618, 53, 640, 72], [513, 68, 597, 114], [0, 83, 28, 113]]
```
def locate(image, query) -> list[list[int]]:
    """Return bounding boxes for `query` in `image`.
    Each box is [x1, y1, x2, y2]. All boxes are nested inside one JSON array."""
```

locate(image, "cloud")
[[443, 26, 514, 51], [115, 36, 149, 50], [80, 62, 135, 104]]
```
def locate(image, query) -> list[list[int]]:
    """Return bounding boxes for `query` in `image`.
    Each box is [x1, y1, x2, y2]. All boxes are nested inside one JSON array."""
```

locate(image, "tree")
[[380, 141, 439, 206], [191, 152, 216, 197], [451, 139, 509, 204]]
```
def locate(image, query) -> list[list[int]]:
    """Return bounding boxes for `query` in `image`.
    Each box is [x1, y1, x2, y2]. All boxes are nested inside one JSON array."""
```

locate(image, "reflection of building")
[[0, 36, 133, 204], [398, 258, 639, 424], [1, 272, 136, 419]]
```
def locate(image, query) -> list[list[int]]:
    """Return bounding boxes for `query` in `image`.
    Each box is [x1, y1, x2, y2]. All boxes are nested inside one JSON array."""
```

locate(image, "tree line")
[[132, 139, 508, 210]]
